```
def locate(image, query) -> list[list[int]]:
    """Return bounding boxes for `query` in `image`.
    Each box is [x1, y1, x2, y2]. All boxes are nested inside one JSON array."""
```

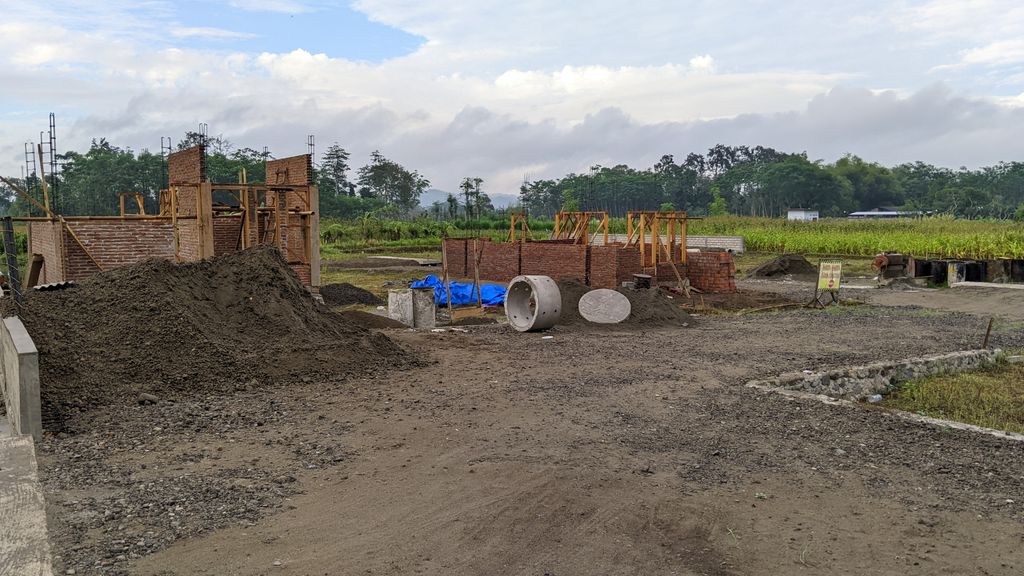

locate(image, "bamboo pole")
[[473, 239, 483, 307], [0, 175, 54, 217], [440, 239, 454, 322]]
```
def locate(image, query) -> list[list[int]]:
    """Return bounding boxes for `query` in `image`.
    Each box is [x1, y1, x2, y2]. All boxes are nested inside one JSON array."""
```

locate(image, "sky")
[[2, 0, 1024, 205]]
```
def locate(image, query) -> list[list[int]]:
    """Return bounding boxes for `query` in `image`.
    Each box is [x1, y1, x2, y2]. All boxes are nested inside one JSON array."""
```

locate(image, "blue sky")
[[169, 1, 423, 61], [1, 0, 1024, 198]]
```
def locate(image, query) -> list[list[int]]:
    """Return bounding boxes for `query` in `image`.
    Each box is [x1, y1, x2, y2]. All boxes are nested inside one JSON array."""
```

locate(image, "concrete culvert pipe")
[[505, 275, 561, 332]]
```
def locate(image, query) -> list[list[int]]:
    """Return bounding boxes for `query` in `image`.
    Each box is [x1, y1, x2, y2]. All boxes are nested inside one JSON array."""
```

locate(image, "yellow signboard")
[[817, 259, 843, 292]]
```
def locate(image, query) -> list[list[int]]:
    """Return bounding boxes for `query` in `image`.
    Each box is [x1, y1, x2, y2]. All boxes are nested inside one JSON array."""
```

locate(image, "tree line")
[[521, 145, 1024, 220], [2, 136, 1022, 221], [0, 133, 444, 219]]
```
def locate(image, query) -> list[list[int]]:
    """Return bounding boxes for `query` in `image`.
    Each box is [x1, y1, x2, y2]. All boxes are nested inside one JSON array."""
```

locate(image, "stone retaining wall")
[[747, 349, 1003, 401]]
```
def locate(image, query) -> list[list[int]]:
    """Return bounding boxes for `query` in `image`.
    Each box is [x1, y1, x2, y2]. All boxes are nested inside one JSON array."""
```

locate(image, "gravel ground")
[[36, 285, 1024, 575]]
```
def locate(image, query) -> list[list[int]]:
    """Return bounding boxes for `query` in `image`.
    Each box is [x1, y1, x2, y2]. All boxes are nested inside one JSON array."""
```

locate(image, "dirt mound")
[[748, 254, 817, 278], [557, 280, 691, 327], [321, 283, 384, 306], [17, 247, 411, 431], [340, 310, 408, 329]]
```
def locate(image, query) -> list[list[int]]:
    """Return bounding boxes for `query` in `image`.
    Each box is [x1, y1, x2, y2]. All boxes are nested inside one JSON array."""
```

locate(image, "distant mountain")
[[419, 188, 520, 209]]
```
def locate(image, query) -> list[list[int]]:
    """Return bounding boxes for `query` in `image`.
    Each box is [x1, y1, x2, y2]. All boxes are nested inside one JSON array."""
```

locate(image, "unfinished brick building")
[[445, 211, 737, 293], [22, 145, 320, 291]]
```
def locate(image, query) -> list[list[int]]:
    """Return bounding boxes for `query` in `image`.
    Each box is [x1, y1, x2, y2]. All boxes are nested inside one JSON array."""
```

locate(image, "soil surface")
[[34, 278, 1024, 575], [320, 282, 384, 307], [15, 248, 410, 431], [743, 277, 1024, 322], [339, 309, 408, 329]]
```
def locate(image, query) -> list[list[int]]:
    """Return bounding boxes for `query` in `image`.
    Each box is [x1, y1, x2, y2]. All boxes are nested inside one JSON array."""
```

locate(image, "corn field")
[[687, 216, 1024, 259]]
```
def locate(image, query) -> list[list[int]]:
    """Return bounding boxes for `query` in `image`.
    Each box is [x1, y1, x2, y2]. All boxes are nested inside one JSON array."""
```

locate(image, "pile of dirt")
[[748, 254, 817, 278], [339, 310, 408, 329], [321, 283, 384, 306], [17, 247, 411, 431], [557, 280, 691, 327]]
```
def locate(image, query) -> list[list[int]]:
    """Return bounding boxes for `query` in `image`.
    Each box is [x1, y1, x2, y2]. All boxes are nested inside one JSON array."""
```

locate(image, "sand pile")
[[748, 254, 817, 278], [557, 280, 691, 327], [321, 283, 384, 306], [17, 247, 410, 430]]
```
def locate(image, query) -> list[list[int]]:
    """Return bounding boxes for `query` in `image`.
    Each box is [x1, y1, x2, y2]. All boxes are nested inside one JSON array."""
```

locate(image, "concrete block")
[[388, 289, 415, 327], [411, 288, 437, 329], [1, 317, 42, 441]]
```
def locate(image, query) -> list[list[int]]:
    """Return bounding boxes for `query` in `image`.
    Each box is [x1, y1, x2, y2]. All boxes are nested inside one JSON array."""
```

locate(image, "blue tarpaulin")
[[410, 275, 506, 306]]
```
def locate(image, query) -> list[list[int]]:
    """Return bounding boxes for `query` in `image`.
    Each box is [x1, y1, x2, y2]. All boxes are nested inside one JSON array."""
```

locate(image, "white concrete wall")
[[1, 317, 42, 441], [592, 234, 745, 253]]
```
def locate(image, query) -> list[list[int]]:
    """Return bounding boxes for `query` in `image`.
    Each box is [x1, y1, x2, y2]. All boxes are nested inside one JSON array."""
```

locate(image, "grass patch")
[[882, 362, 1024, 434], [320, 268, 426, 298]]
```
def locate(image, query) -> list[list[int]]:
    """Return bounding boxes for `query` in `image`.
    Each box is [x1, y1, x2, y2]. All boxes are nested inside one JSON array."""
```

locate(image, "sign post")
[[812, 258, 843, 307]]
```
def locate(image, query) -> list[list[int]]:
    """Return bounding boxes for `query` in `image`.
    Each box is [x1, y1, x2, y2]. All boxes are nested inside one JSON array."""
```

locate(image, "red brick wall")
[[214, 215, 242, 256], [266, 154, 313, 211], [28, 221, 64, 284], [443, 239, 468, 278], [615, 246, 643, 286], [168, 146, 204, 184], [62, 221, 175, 281], [521, 242, 587, 282], [477, 242, 520, 283], [685, 251, 737, 293]]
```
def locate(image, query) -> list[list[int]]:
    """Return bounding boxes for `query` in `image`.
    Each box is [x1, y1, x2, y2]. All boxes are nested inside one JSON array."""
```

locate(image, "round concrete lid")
[[578, 289, 631, 324]]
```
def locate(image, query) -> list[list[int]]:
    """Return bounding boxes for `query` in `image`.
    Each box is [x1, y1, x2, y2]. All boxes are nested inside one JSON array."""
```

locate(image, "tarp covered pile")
[[410, 275, 506, 306]]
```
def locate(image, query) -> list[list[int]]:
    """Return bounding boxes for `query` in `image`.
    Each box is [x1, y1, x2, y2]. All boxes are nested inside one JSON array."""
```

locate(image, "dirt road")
[[38, 302, 1024, 575]]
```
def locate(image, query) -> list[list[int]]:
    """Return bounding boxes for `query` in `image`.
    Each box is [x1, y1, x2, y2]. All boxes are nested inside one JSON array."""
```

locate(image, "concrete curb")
[[0, 433, 55, 575], [746, 383, 1024, 443]]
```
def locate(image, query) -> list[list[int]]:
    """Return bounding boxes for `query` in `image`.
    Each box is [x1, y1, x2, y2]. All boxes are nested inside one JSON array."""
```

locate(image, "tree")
[[446, 193, 459, 219], [561, 188, 580, 212], [459, 177, 484, 219], [708, 187, 728, 216], [356, 151, 430, 216], [318, 144, 353, 199]]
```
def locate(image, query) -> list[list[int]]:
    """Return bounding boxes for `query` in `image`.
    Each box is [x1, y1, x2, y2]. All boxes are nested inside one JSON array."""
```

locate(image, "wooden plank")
[[24, 255, 43, 289], [308, 184, 321, 288]]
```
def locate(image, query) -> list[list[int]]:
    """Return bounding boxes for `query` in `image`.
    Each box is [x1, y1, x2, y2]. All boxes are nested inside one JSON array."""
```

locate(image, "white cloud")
[[170, 27, 258, 40], [1, 0, 1024, 196], [227, 0, 314, 14], [688, 55, 715, 74]]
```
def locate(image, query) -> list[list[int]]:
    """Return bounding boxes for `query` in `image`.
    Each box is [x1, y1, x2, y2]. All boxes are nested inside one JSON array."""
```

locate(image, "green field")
[[320, 215, 1024, 261]]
